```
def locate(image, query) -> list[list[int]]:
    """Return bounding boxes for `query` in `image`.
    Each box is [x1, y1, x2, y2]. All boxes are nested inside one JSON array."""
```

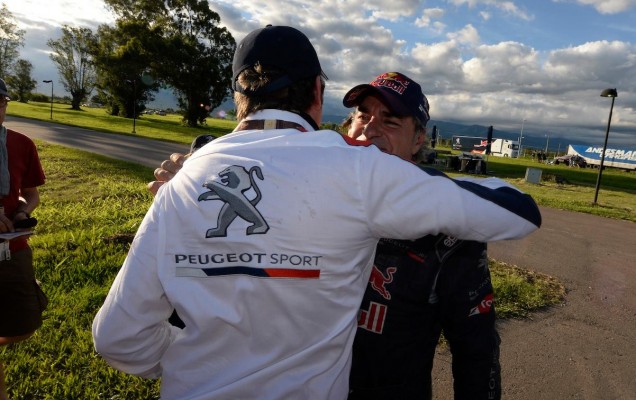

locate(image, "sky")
[[5, 0, 636, 148]]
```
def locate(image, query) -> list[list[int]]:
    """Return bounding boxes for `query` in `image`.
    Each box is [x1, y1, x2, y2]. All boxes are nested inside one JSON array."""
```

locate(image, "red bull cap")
[[343, 72, 430, 126]]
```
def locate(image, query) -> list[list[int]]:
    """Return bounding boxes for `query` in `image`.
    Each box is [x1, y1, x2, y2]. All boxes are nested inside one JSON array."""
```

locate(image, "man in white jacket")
[[93, 25, 541, 400]]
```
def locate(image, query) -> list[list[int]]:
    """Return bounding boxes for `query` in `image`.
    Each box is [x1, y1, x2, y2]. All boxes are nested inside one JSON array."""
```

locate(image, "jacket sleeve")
[[436, 240, 501, 400], [360, 154, 541, 243], [92, 198, 179, 378]]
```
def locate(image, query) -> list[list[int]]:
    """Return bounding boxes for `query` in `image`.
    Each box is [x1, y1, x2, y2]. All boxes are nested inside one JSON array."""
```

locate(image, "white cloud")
[[573, 0, 636, 14], [545, 41, 636, 91], [360, 0, 423, 21], [411, 40, 465, 91], [5, 0, 636, 146], [446, 24, 481, 45], [445, 0, 534, 20], [9, 0, 114, 29], [462, 41, 542, 89], [415, 7, 445, 28], [479, 11, 492, 20]]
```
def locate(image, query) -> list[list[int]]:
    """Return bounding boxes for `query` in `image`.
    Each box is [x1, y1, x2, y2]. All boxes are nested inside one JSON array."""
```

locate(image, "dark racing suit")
[[349, 234, 501, 399]]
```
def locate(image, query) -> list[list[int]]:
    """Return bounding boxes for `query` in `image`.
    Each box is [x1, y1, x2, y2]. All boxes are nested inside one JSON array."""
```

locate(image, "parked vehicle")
[[552, 154, 587, 167], [489, 138, 519, 157], [452, 135, 488, 154], [451, 135, 519, 157], [567, 144, 636, 171]]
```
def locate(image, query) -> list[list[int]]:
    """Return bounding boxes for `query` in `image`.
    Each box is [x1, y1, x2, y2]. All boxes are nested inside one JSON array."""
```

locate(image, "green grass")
[[0, 142, 567, 399], [7, 100, 236, 145], [9, 100, 635, 222], [440, 153, 636, 222], [490, 260, 565, 319], [442, 152, 636, 221], [1, 143, 160, 399], [2, 100, 625, 398]]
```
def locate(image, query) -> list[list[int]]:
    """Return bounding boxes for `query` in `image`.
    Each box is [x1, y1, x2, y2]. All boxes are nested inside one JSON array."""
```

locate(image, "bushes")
[[30, 92, 50, 102]]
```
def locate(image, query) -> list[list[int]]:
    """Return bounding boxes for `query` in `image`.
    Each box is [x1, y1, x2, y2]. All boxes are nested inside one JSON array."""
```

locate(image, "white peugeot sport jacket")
[[93, 110, 541, 400]]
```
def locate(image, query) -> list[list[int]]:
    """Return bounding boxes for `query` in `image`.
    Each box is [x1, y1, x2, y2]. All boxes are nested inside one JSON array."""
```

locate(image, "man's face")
[[348, 94, 424, 161]]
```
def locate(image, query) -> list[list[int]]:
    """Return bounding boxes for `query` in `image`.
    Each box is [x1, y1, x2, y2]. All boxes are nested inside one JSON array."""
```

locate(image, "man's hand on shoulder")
[[147, 153, 188, 196]]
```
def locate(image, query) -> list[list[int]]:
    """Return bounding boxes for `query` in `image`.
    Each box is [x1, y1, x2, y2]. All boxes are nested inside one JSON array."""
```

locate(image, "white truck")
[[489, 138, 519, 157], [451, 136, 519, 157]]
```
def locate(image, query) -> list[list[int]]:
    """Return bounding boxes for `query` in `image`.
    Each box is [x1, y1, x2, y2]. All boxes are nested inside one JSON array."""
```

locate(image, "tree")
[[91, 21, 159, 117], [104, 0, 235, 127], [157, 1, 235, 126], [0, 3, 25, 78], [6, 59, 36, 102], [320, 122, 340, 131], [47, 26, 98, 110]]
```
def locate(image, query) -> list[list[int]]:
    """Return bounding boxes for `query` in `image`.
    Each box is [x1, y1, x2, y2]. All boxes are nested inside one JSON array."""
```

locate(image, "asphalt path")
[[6, 116, 636, 399], [434, 207, 636, 399], [5, 116, 189, 168]]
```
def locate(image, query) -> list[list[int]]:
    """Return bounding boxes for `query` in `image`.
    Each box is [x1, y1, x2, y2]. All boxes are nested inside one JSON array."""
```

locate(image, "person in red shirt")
[[0, 77, 47, 400]]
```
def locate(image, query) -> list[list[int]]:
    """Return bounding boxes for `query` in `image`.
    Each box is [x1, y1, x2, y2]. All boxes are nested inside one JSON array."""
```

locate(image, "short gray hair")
[[412, 118, 429, 163]]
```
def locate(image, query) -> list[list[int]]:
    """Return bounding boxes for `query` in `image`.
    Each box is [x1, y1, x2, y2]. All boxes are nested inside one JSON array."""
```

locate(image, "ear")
[[307, 76, 323, 126], [411, 127, 426, 156], [314, 75, 323, 105]]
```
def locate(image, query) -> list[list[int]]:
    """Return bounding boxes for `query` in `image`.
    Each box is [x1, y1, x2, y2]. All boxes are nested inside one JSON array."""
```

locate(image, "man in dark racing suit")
[[349, 236, 500, 399], [343, 72, 501, 399]]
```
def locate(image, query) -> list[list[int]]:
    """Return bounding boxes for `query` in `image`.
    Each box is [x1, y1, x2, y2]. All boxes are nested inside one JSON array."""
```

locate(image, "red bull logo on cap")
[[344, 87, 368, 104], [373, 72, 411, 85], [370, 72, 410, 95]]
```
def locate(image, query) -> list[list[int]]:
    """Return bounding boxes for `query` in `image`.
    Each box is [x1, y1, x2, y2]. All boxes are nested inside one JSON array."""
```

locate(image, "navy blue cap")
[[190, 134, 216, 153], [0, 78, 9, 99], [343, 72, 430, 126], [232, 25, 327, 95]]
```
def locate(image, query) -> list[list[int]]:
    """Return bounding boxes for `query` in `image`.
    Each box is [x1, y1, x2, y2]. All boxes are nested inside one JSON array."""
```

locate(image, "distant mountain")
[[152, 92, 626, 152], [219, 110, 592, 154], [425, 120, 566, 153], [324, 114, 578, 154], [323, 114, 526, 145], [323, 114, 348, 125], [429, 121, 494, 138]]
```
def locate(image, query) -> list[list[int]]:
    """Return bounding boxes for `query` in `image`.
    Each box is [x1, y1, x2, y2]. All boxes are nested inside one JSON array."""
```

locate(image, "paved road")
[[433, 207, 636, 399], [5, 116, 189, 168], [7, 116, 636, 399]]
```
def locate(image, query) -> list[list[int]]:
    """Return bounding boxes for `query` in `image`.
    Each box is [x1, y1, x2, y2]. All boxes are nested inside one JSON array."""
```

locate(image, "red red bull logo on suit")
[[368, 265, 396, 300]]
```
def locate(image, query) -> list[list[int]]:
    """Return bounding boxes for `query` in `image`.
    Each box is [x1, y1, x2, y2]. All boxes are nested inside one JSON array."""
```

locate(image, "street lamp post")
[[126, 79, 137, 133], [132, 80, 136, 134], [593, 88, 618, 205], [517, 118, 526, 158], [42, 80, 53, 119]]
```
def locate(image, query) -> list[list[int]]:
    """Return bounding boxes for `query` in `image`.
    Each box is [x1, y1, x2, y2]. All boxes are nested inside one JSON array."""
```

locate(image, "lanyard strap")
[[235, 119, 308, 132]]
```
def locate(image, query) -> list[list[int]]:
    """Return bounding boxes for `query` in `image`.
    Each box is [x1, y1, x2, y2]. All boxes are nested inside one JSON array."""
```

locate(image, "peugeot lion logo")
[[198, 165, 270, 238]]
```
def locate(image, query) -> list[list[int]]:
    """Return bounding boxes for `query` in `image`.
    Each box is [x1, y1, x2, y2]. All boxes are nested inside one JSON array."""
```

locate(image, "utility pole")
[[43, 80, 53, 119]]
